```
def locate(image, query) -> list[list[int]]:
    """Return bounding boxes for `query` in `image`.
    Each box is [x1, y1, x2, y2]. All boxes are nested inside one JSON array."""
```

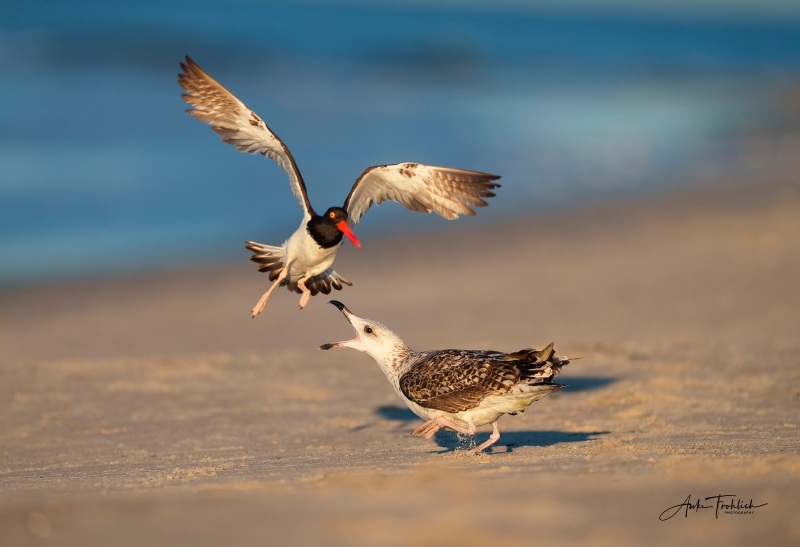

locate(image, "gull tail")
[[502, 342, 570, 383]]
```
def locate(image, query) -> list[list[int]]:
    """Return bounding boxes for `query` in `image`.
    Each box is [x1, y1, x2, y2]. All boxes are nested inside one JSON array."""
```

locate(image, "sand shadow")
[[375, 376, 613, 451], [375, 406, 608, 453], [375, 405, 419, 422], [559, 375, 617, 393], [433, 429, 609, 454]]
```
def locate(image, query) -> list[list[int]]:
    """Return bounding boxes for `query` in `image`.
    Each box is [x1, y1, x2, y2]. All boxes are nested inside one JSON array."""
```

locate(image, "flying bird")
[[320, 301, 570, 455], [178, 57, 501, 316]]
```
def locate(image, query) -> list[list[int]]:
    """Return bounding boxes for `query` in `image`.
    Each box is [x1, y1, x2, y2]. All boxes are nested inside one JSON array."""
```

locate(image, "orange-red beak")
[[336, 220, 361, 247]]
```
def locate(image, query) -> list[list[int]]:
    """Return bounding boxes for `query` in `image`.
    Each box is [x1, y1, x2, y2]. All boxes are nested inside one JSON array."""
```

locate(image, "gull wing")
[[342, 163, 500, 225], [399, 347, 567, 413], [179, 56, 313, 218], [399, 350, 520, 413]]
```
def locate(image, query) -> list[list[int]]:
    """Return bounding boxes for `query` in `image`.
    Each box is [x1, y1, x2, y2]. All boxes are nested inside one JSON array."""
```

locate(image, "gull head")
[[320, 301, 407, 360]]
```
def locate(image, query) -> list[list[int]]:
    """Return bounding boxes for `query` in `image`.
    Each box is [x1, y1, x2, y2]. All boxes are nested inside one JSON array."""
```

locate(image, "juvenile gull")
[[320, 301, 569, 455], [178, 57, 500, 316]]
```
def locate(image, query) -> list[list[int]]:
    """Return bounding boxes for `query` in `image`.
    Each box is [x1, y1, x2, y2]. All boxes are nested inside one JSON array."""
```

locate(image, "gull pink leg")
[[467, 421, 501, 456], [460, 416, 478, 435], [413, 417, 476, 441], [412, 420, 440, 438]]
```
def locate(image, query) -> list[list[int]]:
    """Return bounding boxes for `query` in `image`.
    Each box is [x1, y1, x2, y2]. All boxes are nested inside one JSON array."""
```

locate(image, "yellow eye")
[[329, 212, 336, 219]]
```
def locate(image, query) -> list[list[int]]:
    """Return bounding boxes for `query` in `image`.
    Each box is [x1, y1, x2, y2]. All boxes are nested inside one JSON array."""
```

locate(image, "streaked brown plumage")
[[399, 347, 564, 414], [321, 301, 570, 455]]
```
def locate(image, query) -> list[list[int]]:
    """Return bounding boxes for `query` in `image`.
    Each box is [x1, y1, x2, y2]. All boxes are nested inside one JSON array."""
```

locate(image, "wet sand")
[[1, 179, 799, 545]]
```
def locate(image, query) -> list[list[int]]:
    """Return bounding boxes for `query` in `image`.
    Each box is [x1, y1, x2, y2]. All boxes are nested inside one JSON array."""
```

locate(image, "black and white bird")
[[320, 301, 570, 455], [178, 57, 501, 316]]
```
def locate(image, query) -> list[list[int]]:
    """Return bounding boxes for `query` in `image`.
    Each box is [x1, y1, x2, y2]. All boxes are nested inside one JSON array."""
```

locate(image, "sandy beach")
[[1, 178, 799, 545]]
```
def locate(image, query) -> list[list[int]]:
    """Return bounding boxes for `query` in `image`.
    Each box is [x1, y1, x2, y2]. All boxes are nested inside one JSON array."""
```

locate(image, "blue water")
[[2, 1, 800, 286]]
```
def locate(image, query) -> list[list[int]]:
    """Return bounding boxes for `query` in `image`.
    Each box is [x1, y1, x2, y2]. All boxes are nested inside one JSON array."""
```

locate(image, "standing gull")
[[178, 57, 501, 316], [320, 301, 570, 455]]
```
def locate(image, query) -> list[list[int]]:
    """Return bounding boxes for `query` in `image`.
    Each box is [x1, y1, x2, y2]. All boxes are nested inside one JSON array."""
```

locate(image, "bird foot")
[[466, 422, 501, 456], [412, 420, 440, 438], [297, 281, 311, 309], [414, 421, 448, 439], [252, 266, 290, 317], [413, 417, 474, 440], [252, 293, 271, 318]]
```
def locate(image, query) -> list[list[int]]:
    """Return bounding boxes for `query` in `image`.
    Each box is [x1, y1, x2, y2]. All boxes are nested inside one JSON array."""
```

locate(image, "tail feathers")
[[502, 343, 557, 363], [246, 240, 285, 281], [501, 343, 570, 383], [245, 240, 283, 255], [285, 270, 353, 295], [245, 240, 353, 295]]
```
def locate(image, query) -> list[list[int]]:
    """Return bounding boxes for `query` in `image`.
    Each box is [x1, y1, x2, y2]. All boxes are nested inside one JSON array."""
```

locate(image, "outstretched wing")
[[342, 163, 500, 225], [178, 56, 313, 218]]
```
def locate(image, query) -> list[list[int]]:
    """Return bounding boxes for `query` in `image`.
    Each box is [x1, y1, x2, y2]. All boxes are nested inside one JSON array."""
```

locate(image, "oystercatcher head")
[[307, 207, 361, 249]]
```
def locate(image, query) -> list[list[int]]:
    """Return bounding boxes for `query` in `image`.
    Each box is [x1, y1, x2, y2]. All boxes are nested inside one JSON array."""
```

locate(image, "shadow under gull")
[[433, 429, 609, 454], [375, 405, 419, 422], [559, 376, 617, 393]]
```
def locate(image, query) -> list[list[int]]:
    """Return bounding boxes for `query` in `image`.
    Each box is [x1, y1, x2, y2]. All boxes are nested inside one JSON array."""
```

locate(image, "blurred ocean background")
[[2, 0, 800, 287]]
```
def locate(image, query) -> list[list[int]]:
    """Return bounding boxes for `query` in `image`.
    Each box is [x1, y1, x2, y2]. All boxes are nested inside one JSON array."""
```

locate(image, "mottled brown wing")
[[343, 163, 501, 224], [178, 56, 314, 218], [399, 351, 520, 413]]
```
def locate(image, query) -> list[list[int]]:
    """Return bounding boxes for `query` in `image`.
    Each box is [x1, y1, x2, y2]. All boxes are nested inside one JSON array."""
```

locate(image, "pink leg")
[[467, 421, 501, 456], [412, 417, 476, 440], [297, 276, 312, 309], [460, 416, 478, 436], [412, 420, 442, 439], [252, 267, 289, 318]]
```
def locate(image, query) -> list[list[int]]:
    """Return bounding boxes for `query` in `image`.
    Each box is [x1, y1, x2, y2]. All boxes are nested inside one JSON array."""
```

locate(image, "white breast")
[[283, 222, 341, 283], [454, 385, 558, 427]]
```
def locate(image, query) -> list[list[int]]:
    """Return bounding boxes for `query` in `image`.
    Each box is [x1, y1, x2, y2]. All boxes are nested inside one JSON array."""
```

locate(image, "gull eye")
[[364, 326, 373, 334], [329, 211, 336, 219]]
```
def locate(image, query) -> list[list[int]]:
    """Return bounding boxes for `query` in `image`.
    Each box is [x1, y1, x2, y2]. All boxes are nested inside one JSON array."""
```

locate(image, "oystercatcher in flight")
[[179, 57, 501, 316]]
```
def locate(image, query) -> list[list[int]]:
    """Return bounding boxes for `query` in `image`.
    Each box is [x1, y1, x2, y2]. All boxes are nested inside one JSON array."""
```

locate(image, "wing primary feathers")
[[181, 60, 502, 226], [343, 163, 501, 224], [178, 56, 315, 217]]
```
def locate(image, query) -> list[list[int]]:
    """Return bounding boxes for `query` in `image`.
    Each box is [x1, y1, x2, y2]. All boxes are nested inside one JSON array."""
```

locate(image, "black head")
[[323, 207, 348, 223], [307, 207, 361, 249]]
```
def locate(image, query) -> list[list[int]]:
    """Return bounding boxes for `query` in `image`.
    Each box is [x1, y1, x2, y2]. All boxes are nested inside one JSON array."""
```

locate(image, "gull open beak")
[[336, 220, 361, 248], [319, 300, 357, 350]]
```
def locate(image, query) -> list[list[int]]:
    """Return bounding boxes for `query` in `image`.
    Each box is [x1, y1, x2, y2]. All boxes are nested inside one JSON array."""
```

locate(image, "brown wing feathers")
[[400, 346, 567, 413], [343, 164, 501, 224], [178, 56, 314, 215], [424, 167, 501, 208], [180, 59, 501, 224]]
